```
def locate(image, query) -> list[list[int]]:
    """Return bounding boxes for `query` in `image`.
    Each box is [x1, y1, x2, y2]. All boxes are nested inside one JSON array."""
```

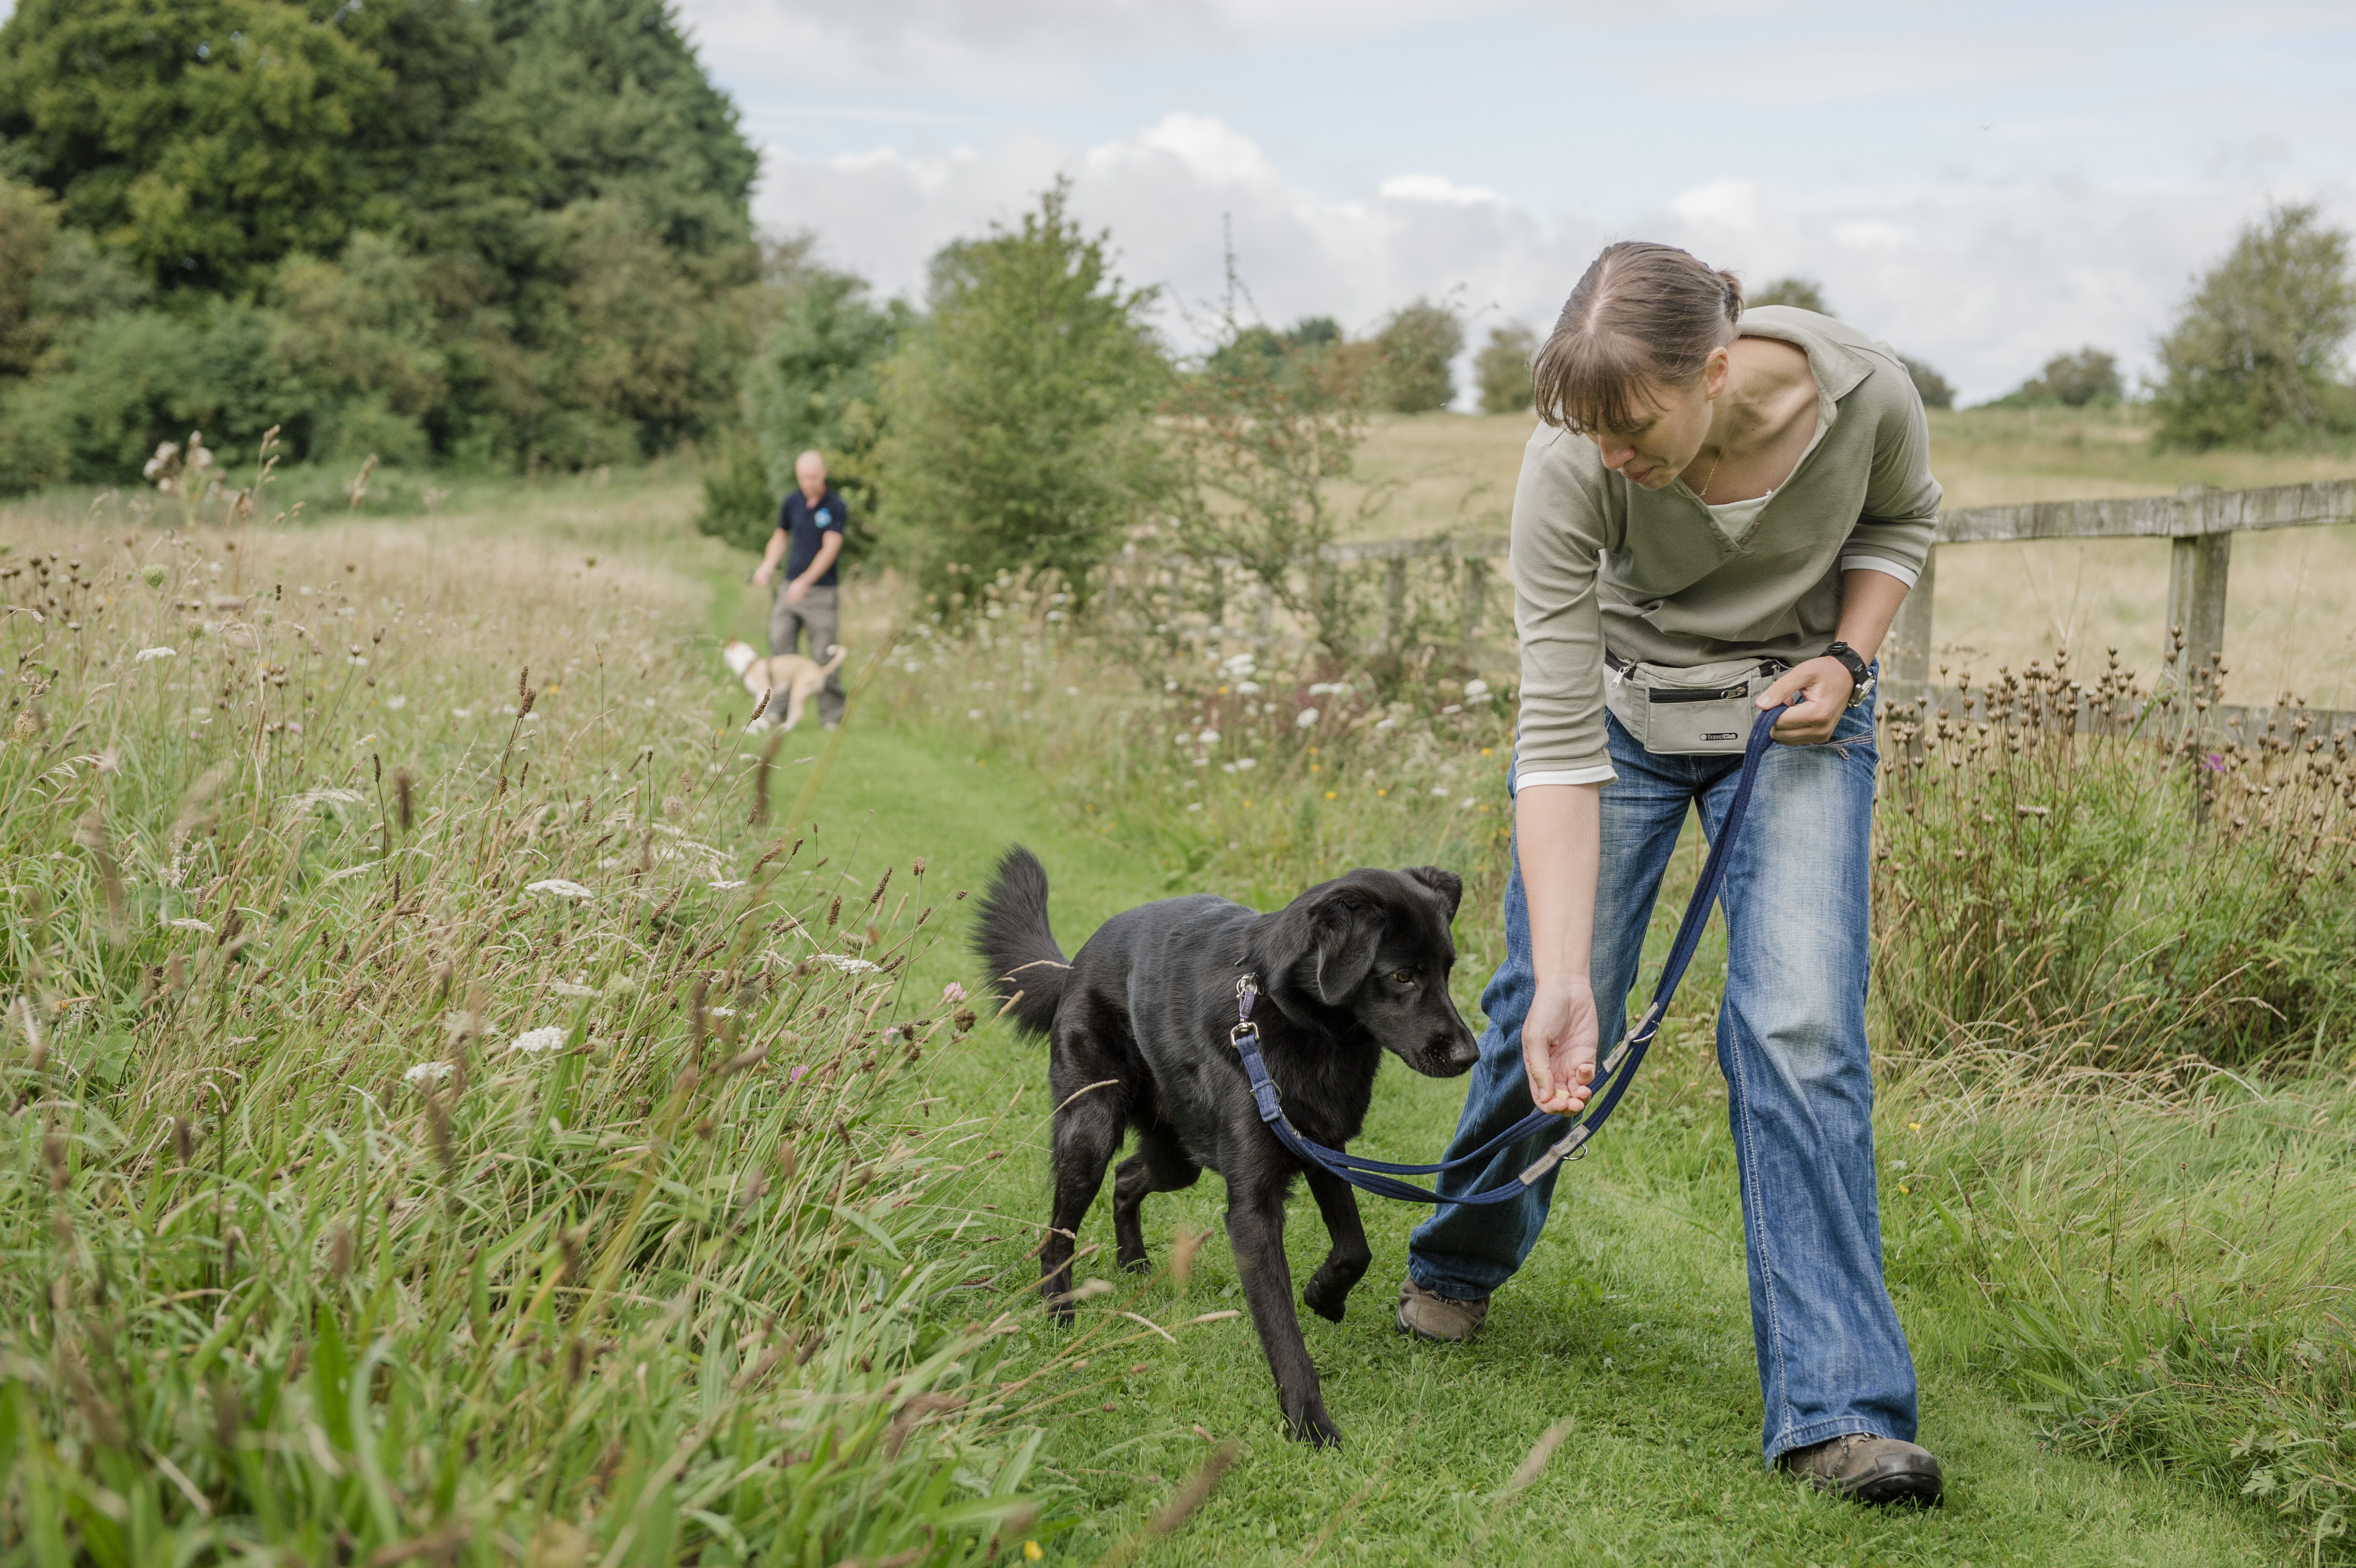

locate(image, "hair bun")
[[1718, 269, 1745, 322]]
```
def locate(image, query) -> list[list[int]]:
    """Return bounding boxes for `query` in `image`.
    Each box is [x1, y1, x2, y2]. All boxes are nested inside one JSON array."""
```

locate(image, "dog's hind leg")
[[1111, 1124, 1200, 1274], [1041, 1086, 1124, 1324], [1298, 1166, 1373, 1325]]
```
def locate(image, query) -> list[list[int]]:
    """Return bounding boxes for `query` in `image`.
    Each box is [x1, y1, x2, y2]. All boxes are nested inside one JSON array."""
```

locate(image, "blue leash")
[[1230, 697, 1793, 1205]]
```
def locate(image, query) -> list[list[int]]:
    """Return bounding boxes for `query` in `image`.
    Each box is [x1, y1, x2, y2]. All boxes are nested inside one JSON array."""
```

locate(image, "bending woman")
[[1397, 242, 1943, 1507]]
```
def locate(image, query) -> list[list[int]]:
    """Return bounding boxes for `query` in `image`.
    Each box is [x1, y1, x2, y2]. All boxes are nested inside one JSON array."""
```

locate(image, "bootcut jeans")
[[1406, 689, 1918, 1463]]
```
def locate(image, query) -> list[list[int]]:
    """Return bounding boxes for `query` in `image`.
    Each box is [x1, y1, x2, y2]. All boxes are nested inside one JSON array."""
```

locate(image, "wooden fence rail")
[[1311, 477, 2356, 736]]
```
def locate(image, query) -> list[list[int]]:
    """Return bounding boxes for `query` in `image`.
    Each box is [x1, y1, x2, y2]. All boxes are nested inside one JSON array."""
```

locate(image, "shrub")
[[876, 179, 1170, 596], [1993, 346, 2124, 408], [1898, 354, 1956, 410], [694, 430, 777, 553], [2150, 203, 2356, 450], [1746, 276, 1831, 315], [1474, 322, 1538, 414], [1372, 298, 1463, 413]]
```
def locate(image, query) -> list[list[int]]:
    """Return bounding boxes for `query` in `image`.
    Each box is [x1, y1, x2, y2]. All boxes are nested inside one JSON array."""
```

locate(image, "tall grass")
[[0, 505, 1052, 1561], [1873, 647, 2356, 1070]]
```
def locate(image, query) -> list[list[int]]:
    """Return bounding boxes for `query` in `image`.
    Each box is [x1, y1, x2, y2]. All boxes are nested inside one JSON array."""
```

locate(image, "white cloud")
[[756, 114, 2355, 403]]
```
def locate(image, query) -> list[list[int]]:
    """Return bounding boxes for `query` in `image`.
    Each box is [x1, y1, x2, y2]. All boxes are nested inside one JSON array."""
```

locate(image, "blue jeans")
[[1407, 694, 1917, 1463]]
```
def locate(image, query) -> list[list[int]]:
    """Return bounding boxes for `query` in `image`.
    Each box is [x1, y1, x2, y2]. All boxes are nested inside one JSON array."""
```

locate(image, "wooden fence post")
[[1888, 544, 1937, 688], [1384, 556, 1408, 647], [1460, 557, 1488, 654], [2164, 486, 2231, 698]]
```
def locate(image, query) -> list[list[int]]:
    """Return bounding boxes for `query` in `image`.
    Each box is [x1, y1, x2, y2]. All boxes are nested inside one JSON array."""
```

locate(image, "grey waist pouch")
[[1603, 653, 1786, 755]]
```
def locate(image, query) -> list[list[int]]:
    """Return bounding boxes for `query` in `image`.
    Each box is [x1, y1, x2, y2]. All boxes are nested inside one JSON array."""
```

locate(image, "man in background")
[[753, 449, 848, 729]]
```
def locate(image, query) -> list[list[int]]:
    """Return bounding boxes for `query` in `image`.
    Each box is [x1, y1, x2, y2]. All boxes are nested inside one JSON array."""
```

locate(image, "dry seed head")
[[327, 1226, 352, 1278], [394, 769, 414, 831]]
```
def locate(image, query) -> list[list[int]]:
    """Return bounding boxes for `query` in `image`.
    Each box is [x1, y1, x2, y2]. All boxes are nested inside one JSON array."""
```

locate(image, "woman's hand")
[[1524, 975, 1600, 1115], [1758, 655, 1854, 745]]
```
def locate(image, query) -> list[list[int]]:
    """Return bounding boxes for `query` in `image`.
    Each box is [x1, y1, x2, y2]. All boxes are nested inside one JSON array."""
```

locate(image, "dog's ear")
[[1257, 885, 1384, 1015], [1402, 866, 1462, 922]]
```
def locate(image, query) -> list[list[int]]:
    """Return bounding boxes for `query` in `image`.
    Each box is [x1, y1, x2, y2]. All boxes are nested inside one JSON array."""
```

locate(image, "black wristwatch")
[[1822, 641, 1873, 707]]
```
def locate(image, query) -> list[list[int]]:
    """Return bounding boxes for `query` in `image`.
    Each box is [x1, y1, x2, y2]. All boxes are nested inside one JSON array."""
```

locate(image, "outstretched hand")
[[1524, 976, 1599, 1116]]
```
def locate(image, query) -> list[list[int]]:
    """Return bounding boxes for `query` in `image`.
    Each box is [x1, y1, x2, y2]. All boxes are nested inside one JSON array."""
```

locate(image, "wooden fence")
[[1320, 477, 2356, 740]]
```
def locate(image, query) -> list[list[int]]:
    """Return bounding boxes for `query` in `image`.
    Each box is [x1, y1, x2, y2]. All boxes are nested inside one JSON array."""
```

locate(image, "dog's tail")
[[818, 643, 847, 676], [974, 845, 1067, 1038]]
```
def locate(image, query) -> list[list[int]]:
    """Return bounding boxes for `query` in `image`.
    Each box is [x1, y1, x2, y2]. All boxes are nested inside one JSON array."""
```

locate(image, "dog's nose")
[[1440, 1032, 1479, 1075]]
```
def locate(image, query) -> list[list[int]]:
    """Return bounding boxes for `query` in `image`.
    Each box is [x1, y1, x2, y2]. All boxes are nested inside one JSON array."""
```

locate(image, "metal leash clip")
[[1231, 973, 1262, 1050]]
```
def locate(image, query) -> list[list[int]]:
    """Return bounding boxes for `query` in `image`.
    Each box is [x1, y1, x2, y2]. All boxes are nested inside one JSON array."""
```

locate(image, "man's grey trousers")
[[768, 583, 846, 727]]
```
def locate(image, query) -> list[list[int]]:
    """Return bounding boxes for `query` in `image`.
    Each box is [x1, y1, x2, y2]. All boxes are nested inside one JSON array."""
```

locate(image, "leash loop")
[[1229, 696, 1795, 1206]]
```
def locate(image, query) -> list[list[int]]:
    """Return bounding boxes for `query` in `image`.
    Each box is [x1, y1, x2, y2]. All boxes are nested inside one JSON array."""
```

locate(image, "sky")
[[682, 0, 2356, 404]]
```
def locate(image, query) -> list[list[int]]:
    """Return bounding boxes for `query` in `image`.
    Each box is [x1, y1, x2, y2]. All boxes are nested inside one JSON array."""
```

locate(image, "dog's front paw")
[[1302, 1273, 1350, 1324], [1285, 1399, 1342, 1448]]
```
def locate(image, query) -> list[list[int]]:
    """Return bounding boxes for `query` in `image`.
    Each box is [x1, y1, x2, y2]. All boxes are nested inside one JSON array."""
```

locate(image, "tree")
[[1374, 298, 1462, 413], [1167, 306, 1398, 653], [1474, 322, 1538, 414], [0, 0, 763, 483], [876, 181, 1170, 596], [1899, 355, 1955, 411], [2150, 203, 2356, 449], [697, 257, 912, 554], [1748, 276, 1831, 315]]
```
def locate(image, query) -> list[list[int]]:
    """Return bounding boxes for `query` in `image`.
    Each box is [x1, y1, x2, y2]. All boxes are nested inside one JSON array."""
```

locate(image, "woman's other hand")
[[1524, 976, 1599, 1115], [1759, 656, 1854, 744]]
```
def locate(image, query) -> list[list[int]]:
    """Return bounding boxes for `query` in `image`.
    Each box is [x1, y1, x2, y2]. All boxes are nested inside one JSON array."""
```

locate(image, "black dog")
[[975, 845, 1479, 1445]]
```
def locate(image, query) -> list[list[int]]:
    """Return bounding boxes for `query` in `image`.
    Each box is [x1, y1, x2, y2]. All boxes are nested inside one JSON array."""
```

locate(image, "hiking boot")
[[1780, 1434, 1943, 1506], [1395, 1276, 1488, 1342]]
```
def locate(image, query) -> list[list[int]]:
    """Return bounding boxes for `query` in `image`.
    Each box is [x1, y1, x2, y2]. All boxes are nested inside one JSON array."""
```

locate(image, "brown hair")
[[1531, 242, 1743, 435]]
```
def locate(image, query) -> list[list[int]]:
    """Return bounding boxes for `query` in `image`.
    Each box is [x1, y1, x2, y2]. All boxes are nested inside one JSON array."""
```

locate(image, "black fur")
[[975, 844, 1478, 1447]]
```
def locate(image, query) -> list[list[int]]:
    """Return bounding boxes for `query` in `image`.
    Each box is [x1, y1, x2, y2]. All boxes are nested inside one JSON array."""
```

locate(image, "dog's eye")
[[1390, 969, 1417, 985]]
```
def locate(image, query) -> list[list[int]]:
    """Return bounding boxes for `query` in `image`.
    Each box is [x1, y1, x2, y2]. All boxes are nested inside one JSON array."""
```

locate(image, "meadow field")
[[4, 422, 2355, 1564], [1347, 406, 2356, 705]]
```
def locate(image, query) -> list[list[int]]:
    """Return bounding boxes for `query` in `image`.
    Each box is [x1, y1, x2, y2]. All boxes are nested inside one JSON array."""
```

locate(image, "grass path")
[[687, 575, 2285, 1564], [740, 724, 2275, 1566]]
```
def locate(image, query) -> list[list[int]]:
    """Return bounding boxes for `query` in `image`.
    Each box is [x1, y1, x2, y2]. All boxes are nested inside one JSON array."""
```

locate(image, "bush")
[[876, 179, 1170, 595], [2151, 203, 2356, 450], [740, 260, 907, 542], [695, 430, 778, 553], [1992, 346, 2124, 408], [1898, 354, 1956, 410], [1373, 298, 1463, 413], [1474, 322, 1538, 414], [1746, 276, 1831, 315]]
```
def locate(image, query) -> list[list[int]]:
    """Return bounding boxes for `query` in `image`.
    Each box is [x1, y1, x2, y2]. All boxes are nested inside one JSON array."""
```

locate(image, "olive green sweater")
[[1509, 305, 1942, 786]]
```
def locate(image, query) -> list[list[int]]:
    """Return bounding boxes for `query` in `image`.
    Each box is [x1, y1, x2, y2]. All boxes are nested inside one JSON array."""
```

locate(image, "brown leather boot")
[[1394, 1276, 1489, 1342], [1780, 1433, 1943, 1505]]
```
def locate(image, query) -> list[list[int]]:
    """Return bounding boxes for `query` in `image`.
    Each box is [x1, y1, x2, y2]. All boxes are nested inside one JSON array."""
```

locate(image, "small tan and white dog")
[[723, 639, 845, 732]]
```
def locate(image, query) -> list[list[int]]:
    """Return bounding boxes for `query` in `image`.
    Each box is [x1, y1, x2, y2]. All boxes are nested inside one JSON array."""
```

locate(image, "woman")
[[1396, 242, 1943, 1506]]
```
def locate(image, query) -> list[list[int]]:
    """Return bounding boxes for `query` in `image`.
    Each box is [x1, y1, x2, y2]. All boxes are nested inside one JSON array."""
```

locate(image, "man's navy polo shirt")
[[778, 488, 847, 587]]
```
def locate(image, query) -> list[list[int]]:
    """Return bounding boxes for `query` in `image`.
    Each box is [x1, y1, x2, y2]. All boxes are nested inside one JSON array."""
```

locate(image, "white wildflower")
[[404, 1061, 454, 1085], [1309, 681, 1349, 697], [1442, 704, 1462, 715], [525, 879, 595, 899], [548, 982, 598, 997], [1431, 787, 1450, 797], [1198, 729, 1220, 745], [385, 694, 406, 709], [168, 917, 215, 935], [968, 709, 983, 720], [815, 954, 881, 974], [1236, 757, 1256, 770], [709, 878, 747, 890], [1296, 708, 1320, 729], [1463, 679, 1490, 700], [513, 1027, 567, 1055], [135, 646, 177, 664]]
